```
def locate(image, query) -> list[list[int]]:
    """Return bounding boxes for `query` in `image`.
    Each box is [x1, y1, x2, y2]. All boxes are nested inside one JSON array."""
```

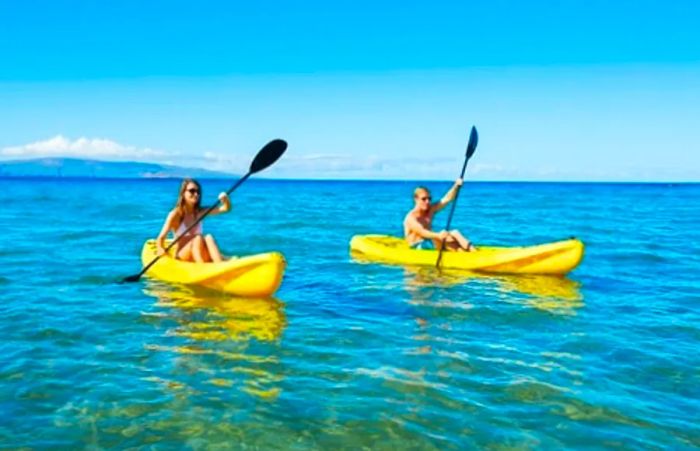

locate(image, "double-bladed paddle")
[[121, 139, 288, 283], [436, 126, 479, 268]]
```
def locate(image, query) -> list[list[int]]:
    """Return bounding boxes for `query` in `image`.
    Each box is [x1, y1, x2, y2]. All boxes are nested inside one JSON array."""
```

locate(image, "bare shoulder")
[[164, 209, 180, 225]]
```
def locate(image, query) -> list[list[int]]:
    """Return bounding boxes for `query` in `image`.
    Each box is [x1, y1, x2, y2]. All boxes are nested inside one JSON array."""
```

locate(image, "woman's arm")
[[207, 192, 231, 216], [156, 210, 177, 254]]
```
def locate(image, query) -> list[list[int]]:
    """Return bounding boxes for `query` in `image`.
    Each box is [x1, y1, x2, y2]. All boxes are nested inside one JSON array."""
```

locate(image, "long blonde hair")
[[174, 178, 202, 228]]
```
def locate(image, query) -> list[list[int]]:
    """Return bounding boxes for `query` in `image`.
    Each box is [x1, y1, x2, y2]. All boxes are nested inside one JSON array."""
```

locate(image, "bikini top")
[[175, 216, 202, 238]]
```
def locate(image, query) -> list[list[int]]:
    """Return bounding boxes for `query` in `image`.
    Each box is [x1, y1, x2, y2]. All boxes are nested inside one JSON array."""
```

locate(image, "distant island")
[[0, 158, 234, 178]]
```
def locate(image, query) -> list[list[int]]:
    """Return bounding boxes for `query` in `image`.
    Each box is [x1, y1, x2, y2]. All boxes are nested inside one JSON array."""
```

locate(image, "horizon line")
[[1, 175, 698, 185]]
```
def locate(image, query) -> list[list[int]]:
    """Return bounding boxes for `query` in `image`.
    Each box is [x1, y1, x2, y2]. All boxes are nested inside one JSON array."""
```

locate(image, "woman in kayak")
[[156, 178, 231, 262], [403, 178, 476, 252]]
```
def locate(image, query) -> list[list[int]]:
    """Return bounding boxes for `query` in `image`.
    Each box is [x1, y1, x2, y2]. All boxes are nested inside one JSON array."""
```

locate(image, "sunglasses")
[[186, 188, 200, 195], [418, 196, 431, 201]]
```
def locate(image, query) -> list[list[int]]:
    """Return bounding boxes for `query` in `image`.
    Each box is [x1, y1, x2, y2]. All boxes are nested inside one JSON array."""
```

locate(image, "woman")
[[156, 178, 231, 263]]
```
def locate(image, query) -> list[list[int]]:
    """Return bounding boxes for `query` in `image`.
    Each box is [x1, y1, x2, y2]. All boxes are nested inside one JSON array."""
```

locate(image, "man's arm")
[[432, 178, 463, 213]]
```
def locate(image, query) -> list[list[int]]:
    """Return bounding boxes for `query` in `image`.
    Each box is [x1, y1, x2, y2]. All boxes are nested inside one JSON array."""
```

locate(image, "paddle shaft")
[[435, 163, 468, 267], [443, 157, 469, 233], [133, 172, 251, 280], [436, 128, 478, 268]]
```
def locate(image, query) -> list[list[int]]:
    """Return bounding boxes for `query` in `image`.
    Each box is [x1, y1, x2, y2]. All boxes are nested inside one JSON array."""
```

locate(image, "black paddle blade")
[[466, 126, 478, 160], [250, 139, 287, 174], [121, 274, 141, 283]]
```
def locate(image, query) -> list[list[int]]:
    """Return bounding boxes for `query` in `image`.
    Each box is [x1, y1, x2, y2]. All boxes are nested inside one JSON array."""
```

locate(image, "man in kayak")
[[156, 178, 231, 262], [403, 178, 476, 251]]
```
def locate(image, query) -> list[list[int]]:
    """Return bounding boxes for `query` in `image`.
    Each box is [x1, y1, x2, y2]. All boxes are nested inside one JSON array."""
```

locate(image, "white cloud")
[[198, 151, 248, 173], [1, 136, 489, 178], [8, 136, 682, 181], [0, 135, 170, 161]]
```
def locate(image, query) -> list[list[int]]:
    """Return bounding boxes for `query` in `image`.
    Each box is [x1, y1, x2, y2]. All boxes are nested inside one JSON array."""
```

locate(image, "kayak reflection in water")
[[156, 178, 231, 262], [403, 178, 476, 252]]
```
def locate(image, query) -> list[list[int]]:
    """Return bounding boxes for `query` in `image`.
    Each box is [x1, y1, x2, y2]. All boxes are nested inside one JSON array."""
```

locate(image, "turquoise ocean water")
[[1, 178, 699, 449]]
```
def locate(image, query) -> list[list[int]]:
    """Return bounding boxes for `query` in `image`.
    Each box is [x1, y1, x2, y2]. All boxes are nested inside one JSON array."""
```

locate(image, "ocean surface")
[[1, 177, 699, 449]]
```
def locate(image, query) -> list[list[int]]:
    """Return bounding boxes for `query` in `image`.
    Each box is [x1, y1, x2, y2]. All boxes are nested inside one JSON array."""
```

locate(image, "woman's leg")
[[176, 239, 196, 261], [204, 234, 224, 262], [175, 235, 214, 261], [190, 235, 210, 263]]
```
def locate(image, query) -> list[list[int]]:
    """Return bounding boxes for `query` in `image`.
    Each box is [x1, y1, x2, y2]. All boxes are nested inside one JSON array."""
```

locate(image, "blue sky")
[[1, 1, 698, 181]]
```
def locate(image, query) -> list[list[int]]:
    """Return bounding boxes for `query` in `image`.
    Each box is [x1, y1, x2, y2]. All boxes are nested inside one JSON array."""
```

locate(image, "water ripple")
[[0, 179, 699, 448]]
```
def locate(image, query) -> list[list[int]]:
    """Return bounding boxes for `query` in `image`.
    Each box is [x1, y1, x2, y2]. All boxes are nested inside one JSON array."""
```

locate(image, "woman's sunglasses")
[[186, 188, 200, 195]]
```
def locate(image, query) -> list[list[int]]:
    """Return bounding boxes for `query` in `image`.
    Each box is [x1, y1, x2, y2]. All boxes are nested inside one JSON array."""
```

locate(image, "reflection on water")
[[501, 275, 584, 314], [143, 282, 286, 342], [402, 267, 584, 315], [141, 281, 286, 399]]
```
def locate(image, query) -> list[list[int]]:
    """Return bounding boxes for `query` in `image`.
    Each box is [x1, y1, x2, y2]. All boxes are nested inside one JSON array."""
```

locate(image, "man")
[[403, 178, 476, 251]]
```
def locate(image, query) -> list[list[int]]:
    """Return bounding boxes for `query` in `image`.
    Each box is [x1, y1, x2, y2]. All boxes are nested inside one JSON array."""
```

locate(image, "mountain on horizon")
[[0, 157, 234, 178]]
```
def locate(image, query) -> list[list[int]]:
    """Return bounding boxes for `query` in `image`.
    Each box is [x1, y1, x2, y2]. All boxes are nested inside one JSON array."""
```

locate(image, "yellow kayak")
[[140, 240, 285, 297], [350, 235, 584, 275]]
